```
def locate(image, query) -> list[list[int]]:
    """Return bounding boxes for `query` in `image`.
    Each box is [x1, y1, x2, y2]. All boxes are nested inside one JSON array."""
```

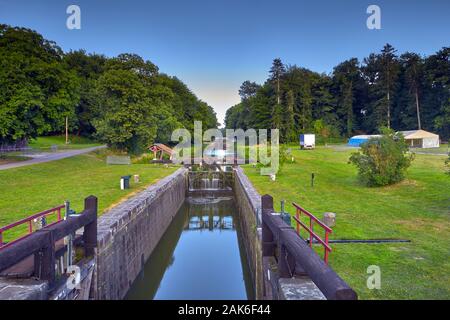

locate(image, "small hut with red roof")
[[148, 143, 174, 161]]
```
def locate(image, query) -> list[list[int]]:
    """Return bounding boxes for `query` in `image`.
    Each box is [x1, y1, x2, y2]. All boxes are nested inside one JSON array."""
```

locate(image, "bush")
[[349, 129, 414, 186], [446, 156, 450, 175]]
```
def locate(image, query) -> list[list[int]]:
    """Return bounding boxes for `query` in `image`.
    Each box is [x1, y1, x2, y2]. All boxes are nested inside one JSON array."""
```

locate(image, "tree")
[[64, 50, 107, 136], [92, 69, 156, 153], [226, 46, 448, 141], [423, 47, 450, 139], [269, 58, 286, 105], [379, 44, 400, 129], [362, 45, 400, 130], [0, 25, 80, 144], [239, 81, 260, 100], [349, 128, 414, 186], [0, 24, 218, 150], [283, 90, 296, 142], [333, 58, 362, 136], [401, 52, 424, 130]]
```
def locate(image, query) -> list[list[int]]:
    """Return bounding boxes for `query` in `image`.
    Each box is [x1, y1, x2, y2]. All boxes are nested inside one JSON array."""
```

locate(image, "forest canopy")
[[225, 46, 450, 143], [0, 25, 218, 153]]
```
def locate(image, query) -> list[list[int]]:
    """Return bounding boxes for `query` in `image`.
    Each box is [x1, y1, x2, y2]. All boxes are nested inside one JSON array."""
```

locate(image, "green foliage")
[[446, 155, 450, 175], [225, 45, 450, 142], [0, 25, 218, 151], [0, 25, 80, 143], [91, 69, 155, 153], [349, 128, 414, 186], [277, 145, 293, 174]]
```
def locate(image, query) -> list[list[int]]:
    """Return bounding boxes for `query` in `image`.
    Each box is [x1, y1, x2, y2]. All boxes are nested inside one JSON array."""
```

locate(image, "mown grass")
[[243, 146, 450, 299], [411, 143, 449, 155], [0, 153, 177, 241], [28, 135, 102, 150]]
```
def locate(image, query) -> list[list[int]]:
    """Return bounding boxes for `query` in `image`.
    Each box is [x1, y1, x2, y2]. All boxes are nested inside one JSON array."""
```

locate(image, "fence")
[[292, 202, 332, 264], [261, 194, 356, 300], [0, 196, 97, 287], [0, 205, 65, 249]]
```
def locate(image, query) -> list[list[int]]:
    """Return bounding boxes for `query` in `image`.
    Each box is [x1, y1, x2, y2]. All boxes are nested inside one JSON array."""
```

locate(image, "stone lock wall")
[[95, 168, 187, 300], [233, 167, 263, 300]]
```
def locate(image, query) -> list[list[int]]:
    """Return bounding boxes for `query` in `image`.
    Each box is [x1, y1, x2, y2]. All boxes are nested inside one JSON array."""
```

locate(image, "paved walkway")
[[0, 145, 106, 171]]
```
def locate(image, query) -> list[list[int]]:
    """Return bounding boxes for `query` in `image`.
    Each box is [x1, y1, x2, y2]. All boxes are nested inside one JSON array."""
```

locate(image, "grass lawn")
[[0, 152, 178, 241], [28, 135, 102, 150], [243, 145, 450, 299], [411, 143, 449, 155]]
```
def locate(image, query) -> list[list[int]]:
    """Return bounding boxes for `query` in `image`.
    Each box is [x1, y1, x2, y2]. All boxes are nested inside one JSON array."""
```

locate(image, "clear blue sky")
[[1, 0, 449, 126]]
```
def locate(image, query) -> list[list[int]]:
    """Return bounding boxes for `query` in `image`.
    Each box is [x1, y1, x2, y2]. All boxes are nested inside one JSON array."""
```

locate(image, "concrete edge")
[[97, 167, 188, 248]]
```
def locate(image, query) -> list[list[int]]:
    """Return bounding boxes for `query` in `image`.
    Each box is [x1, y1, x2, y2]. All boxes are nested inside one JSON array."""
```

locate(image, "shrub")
[[349, 129, 414, 186], [446, 156, 450, 175]]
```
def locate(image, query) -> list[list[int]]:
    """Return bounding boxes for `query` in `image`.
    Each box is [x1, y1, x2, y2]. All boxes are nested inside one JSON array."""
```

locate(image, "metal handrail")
[[0, 205, 65, 249], [292, 202, 332, 263]]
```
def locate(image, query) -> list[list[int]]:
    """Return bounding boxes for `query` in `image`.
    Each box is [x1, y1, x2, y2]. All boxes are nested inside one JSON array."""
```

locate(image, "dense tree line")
[[225, 44, 450, 142], [0, 25, 217, 153]]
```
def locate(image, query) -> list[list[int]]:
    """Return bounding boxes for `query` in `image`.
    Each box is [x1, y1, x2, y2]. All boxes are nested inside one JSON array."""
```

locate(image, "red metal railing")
[[292, 202, 332, 264], [0, 205, 65, 250]]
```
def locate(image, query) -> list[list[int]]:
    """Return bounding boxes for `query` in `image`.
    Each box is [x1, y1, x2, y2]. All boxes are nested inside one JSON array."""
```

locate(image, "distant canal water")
[[125, 195, 254, 300]]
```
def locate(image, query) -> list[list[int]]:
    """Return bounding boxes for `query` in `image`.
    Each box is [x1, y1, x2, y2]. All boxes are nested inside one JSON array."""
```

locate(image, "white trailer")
[[300, 134, 316, 149]]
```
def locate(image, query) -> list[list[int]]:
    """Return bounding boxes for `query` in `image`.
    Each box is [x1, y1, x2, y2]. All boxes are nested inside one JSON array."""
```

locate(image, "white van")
[[300, 134, 316, 149]]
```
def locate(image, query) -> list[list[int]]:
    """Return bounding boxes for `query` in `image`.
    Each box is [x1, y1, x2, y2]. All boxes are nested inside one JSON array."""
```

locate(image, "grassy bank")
[[243, 146, 450, 299], [0, 152, 178, 241], [28, 135, 102, 150]]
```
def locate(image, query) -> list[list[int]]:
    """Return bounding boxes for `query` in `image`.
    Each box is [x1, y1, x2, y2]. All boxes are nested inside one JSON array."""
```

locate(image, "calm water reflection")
[[125, 195, 254, 300]]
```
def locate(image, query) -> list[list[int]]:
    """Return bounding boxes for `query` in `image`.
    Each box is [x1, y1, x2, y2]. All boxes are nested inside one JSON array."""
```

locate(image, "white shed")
[[399, 130, 440, 148]]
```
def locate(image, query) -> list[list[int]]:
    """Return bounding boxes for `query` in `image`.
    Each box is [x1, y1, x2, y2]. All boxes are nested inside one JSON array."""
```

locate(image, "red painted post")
[[28, 220, 32, 233], [296, 209, 300, 235], [0, 232, 3, 246], [324, 231, 330, 264], [292, 202, 333, 263]]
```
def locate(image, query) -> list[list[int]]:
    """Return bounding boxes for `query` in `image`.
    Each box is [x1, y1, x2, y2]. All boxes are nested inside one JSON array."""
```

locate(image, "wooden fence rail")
[[261, 194, 357, 300], [0, 196, 97, 287]]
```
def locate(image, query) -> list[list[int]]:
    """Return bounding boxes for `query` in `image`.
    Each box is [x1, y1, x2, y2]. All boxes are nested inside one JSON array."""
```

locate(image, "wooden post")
[[280, 228, 357, 300], [83, 196, 97, 257], [65, 116, 69, 145], [261, 194, 275, 257], [278, 241, 295, 278], [34, 230, 55, 286]]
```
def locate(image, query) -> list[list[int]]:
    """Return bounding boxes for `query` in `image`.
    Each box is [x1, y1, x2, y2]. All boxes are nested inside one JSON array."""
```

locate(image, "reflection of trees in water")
[[186, 216, 234, 231], [185, 199, 236, 231], [126, 196, 253, 300]]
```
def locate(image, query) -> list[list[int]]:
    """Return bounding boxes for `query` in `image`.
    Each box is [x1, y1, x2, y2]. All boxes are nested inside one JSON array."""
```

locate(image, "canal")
[[125, 194, 254, 300]]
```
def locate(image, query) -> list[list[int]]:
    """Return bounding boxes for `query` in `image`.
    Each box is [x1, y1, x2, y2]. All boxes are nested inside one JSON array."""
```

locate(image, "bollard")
[[323, 212, 336, 228], [120, 175, 131, 190]]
